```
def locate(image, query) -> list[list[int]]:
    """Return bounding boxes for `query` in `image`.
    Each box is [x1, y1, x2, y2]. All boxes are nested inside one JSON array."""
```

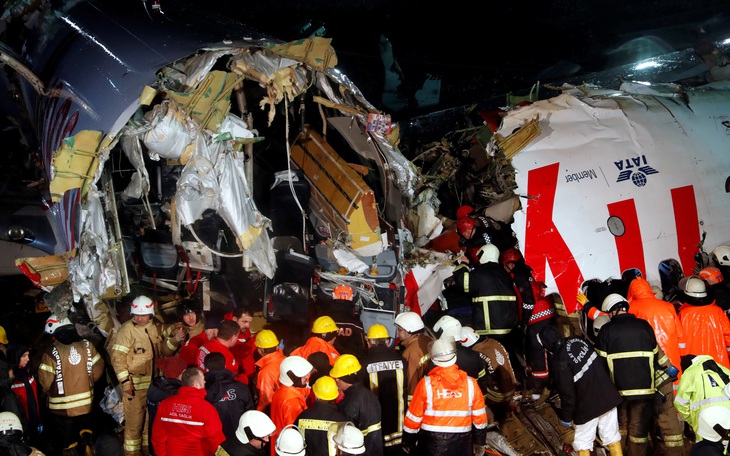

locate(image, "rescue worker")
[[0, 358, 26, 446], [500, 247, 555, 398], [198, 320, 243, 380], [275, 425, 305, 456], [204, 352, 255, 443], [225, 307, 257, 384], [270, 356, 313, 456], [536, 325, 623, 456], [322, 285, 367, 361], [626, 275, 685, 454], [179, 311, 220, 366], [677, 275, 730, 369], [38, 314, 104, 456], [330, 354, 384, 456], [9, 344, 42, 448], [0, 411, 45, 456], [699, 266, 730, 311], [459, 326, 516, 422], [291, 316, 340, 366], [161, 300, 204, 359], [403, 337, 488, 456], [362, 323, 407, 453], [295, 376, 346, 456], [432, 316, 489, 396], [691, 406, 730, 455], [455, 216, 490, 265], [151, 366, 225, 456], [329, 422, 366, 456], [393, 312, 432, 406], [711, 245, 730, 279], [253, 329, 285, 413], [594, 293, 662, 455], [674, 354, 730, 436], [216, 410, 276, 456], [110, 295, 177, 456]]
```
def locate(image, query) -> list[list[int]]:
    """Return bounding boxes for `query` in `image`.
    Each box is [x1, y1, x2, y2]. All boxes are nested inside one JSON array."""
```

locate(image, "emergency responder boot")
[[607, 441, 623, 456], [79, 428, 95, 456]]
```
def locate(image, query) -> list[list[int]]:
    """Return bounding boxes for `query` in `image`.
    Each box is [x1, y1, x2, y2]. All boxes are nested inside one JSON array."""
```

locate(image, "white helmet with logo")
[[276, 424, 306, 456], [0, 411, 22, 435], [236, 410, 276, 444], [477, 244, 500, 265], [459, 326, 480, 348], [131, 295, 155, 316], [45, 314, 72, 335], [433, 315, 462, 341], [394, 312, 425, 333]]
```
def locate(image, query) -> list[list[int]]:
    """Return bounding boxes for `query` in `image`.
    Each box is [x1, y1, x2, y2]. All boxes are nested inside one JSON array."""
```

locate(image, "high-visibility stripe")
[[362, 422, 381, 436], [665, 434, 684, 446], [39, 364, 54, 373], [573, 352, 597, 383], [116, 370, 129, 381], [160, 417, 205, 426], [49, 391, 92, 402], [49, 395, 93, 410], [472, 296, 517, 303], [91, 353, 102, 364], [299, 418, 336, 432], [691, 395, 730, 410], [112, 344, 130, 353], [419, 354, 430, 367], [421, 423, 471, 433], [124, 438, 142, 451], [464, 274, 470, 293], [405, 411, 422, 424], [424, 410, 471, 417], [629, 435, 648, 443]]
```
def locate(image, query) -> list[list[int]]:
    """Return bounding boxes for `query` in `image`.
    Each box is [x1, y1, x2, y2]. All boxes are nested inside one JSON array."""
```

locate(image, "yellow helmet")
[[312, 316, 338, 334], [255, 329, 279, 349], [329, 354, 361, 378], [366, 324, 389, 340], [312, 376, 339, 400]]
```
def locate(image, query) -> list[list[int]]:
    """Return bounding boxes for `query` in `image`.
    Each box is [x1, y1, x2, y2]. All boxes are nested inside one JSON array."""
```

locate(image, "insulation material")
[[266, 37, 338, 72], [290, 126, 382, 256], [142, 100, 197, 160], [14, 250, 76, 288], [49, 130, 103, 202], [166, 70, 242, 131]]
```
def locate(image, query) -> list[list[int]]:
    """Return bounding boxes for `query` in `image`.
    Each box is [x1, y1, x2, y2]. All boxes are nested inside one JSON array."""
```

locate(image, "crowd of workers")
[[1, 208, 730, 456]]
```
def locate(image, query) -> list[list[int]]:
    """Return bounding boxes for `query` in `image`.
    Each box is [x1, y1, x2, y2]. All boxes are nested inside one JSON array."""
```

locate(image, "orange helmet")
[[699, 267, 724, 286], [456, 205, 474, 220], [499, 248, 522, 266], [457, 217, 476, 235], [332, 284, 354, 301]]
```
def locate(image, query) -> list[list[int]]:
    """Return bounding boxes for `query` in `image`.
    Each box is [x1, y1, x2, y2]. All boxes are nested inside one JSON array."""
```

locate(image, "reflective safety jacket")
[[595, 313, 659, 400], [270, 385, 310, 456], [110, 319, 174, 391], [628, 278, 687, 381], [455, 262, 517, 336], [404, 364, 487, 452], [471, 338, 516, 404], [678, 301, 730, 369], [399, 333, 433, 404], [38, 339, 104, 416], [337, 382, 384, 456], [296, 400, 346, 456], [363, 345, 407, 448], [674, 355, 730, 432], [510, 263, 554, 326], [254, 349, 285, 413], [291, 337, 340, 366]]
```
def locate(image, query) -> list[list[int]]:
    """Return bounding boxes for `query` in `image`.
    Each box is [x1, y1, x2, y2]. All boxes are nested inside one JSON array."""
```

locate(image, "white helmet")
[[601, 293, 628, 313], [459, 326, 479, 348], [394, 312, 425, 333], [593, 315, 610, 338], [276, 425, 306, 456], [430, 337, 457, 367], [330, 422, 365, 455], [477, 244, 500, 264], [131, 295, 155, 316], [279, 356, 313, 386], [236, 410, 276, 444], [433, 315, 462, 341], [0, 411, 22, 435], [684, 275, 707, 298], [712, 245, 730, 267], [696, 405, 730, 442], [45, 314, 72, 335]]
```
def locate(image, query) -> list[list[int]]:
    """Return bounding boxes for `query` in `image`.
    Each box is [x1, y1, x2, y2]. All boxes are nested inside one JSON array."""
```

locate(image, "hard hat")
[[696, 405, 730, 442], [276, 424, 306, 456], [699, 267, 724, 286], [593, 315, 611, 338], [0, 411, 22, 435], [312, 316, 338, 334], [279, 356, 313, 386], [332, 284, 354, 301], [331, 422, 365, 455], [499, 247, 523, 266], [457, 216, 476, 235], [236, 410, 276, 444], [176, 301, 198, 320], [45, 314, 72, 335], [366, 324, 390, 340], [255, 329, 279, 349], [330, 354, 362, 378], [0, 327, 7, 345], [712, 245, 730, 267], [433, 315, 462, 340], [131, 295, 155, 316], [430, 337, 457, 367], [459, 326, 480, 348], [684, 275, 707, 298], [394, 312, 424, 333], [456, 205, 474, 220], [601, 293, 628, 313], [477, 244, 500, 264], [312, 376, 339, 401]]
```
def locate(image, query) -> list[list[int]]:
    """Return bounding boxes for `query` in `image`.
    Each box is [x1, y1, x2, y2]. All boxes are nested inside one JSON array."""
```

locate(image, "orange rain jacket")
[[291, 337, 340, 366], [678, 300, 730, 369], [270, 385, 310, 456], [255, 349, 285, 413]]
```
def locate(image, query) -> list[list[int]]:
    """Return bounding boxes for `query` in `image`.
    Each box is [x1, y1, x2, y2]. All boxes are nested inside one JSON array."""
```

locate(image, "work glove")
[[559, 420, 572, 427], [576, 292, 588, 307], [122, 379, 135, 397], [666, 365, 679, 380], [473, 444, 486, 456]]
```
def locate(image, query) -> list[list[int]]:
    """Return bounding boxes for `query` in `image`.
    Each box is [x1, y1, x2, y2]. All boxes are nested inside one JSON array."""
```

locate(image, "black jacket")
[[296, 400, 347, 456], [338, 382, 384, 456], [455, 262, 517, 336], [218, 438, 265, 456], [690, 439, 726, 456], [204, 369, 255, 442], [147, 375, 182, 455], [550, 336, 622, 424], [363, 344, 407, 447]]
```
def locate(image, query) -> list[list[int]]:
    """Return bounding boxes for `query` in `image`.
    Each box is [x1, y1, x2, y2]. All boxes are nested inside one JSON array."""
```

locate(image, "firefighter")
[[270, 356, 313, 456], [594, 293, 662, 455], [691, 406, 730, 455], [253, 329, 285, 413], [403, 337, 488, 456], [216, 410, 276, 456], [0, 411, 45, 456], [362, 324, 406, 453], [110, 295, 177, 456], [161, 300, 204, 358], [432, 316, 489, 397], [291, 316, 341, 366], [295, 376, 347, 456], [329, 422, 366, 456], [330, 354, 384, 456], [674, 354, 730, 437], [322, 285, 367, 361], [699, 266, 730, 311], [38, 314, 104, 456], [455, 217, 490, 265], [275, 425, 306, 456], [393, 312, 433, 406]]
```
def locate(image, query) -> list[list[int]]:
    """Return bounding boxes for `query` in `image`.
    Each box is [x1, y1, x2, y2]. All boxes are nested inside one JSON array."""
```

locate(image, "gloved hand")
[[473, 444, 486, 456], [576, 292, 588, 306], [559, 420, 572, 427], [122, 379, 135, 397], [666, 365, 679, 380]]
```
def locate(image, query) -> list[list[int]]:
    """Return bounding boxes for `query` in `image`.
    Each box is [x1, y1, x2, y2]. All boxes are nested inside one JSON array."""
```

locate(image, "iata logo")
[[615, 155, 658, 187]]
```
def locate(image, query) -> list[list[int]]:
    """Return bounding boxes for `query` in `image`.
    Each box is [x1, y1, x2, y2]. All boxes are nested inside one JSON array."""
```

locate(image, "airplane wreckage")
[[2, 0, 730, 454]]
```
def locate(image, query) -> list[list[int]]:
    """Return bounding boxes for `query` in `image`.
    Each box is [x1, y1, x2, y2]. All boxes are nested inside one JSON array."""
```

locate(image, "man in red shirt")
[[225, 307, 257, 383], [197, 321, 245, 382]]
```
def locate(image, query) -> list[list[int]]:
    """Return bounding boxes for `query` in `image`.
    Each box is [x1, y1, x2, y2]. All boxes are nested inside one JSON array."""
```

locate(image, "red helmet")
[[456, 205, 474, 220], [457, 217, 476, 235], [699, 267, 724, 286], [332, 284, 354, 301], [499, 248, 523, 265]]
